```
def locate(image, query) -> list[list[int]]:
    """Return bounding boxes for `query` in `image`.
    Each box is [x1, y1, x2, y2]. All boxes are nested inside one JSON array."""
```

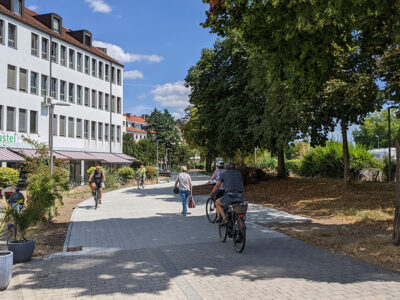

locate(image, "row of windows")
[[7, 65, 123, 114], [0, 18, 122, 85], [51, 115, 121, 142], [0, 106, 38, 134]]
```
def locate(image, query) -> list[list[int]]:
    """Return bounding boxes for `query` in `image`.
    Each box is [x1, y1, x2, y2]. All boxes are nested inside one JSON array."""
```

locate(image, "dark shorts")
[[91, 181, 103, 189], [220, 192, 244, 206], [215, 189, 225, 200]]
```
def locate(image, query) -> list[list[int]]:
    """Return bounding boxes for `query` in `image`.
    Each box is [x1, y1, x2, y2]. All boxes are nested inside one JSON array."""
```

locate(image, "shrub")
[[87, 166, 106, 177], [145, 166, 157, 179], [105, 171, 118, 189], [0, 167, 19, 188], [299, 142, 383, 178], [258, 153, 277, 170], [286, 159, 301, 175], [118, 167, 134, 180]]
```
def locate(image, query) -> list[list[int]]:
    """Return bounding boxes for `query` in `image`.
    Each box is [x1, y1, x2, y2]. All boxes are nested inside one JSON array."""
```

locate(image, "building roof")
[[124, 114, 147, 124], [0, 5, 123, 66], [127, 127, 147, 134], [0, 148, 24, 162]]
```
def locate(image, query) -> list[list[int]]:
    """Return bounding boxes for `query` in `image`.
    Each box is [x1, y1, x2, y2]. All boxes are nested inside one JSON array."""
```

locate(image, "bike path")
[[2, 172, 400, 299]]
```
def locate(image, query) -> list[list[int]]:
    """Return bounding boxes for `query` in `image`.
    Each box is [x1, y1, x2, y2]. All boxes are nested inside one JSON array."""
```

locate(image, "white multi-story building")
[[0, 0, 135, 181], [124, 113, 148, 141]]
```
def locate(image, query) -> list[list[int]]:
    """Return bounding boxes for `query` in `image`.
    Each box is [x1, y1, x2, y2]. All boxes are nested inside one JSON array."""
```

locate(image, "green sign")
[[0, 133, 18, 143]]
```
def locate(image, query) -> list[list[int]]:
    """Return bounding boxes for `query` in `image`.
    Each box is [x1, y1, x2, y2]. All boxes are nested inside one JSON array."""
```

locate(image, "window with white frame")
[[111, 124, 115, 141], [117, 69, 121, 85], [105, 94, 109, 111], [98, 61, 103, 79], [52, 114, 57, 136], [91, 121, 96, 140], [41, 75, 48, 96], [77, 85, 82, 105], [84, 120, 89, 139], [30, 72, 38, 94], [41, 37, 48, 59], [84, 87, 89, 106], [0, 20, 4, 44], [50, 78, 57, 99], [8, 24, 16, 48], [117, 97, 121, 114], [77, 52, 82, 72], [30, 110, 38, 134], [76, 118, 82, 138], [111, 67, 115, 83], [7, 65, 16, 90], [31, 33, 38, 56], [7, 107, 16, 132], [105, 123, 109, 141], [18, 108, 27, 133], [68, 117, 74, 138], [59, 115, 66, 136], [52, 17, 61, 34], [0, 106, 3, 131], [84, 55, 90, 74], [69, 49, 75, 69], [117, 125, 121, 142], [12, 0, 23, 15], [98, 122, 103, 140], [60, 45, 66, 66], [91, 90, 97, 108], [91, 58, 97, 77], [51, 41, 58, 63], [68, 83, 74, 103], [60, 80, 66, 100], [105, 64, 109, 81], [111, 96, 115, 113], [98, 92, 103, 110], [19, 68, 27, 92]]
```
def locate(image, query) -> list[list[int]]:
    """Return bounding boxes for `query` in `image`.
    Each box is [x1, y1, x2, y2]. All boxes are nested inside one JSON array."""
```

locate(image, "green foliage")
[[26, 165, 69, 215], [353, 109, 399, 150], [0, 167, 19, 188], [286, 160, 301, 175], [123, 135, 157, 166], [86, 167, 106, 177], [118, 167, 134, 180], [104, 171, 118, 189], [145, 108, 180, 148], [258, 151, 277, 170], [286, 142, 310, 160], [299, 142, 383, 178], [6, 202, 44, 241], [144, 166, 157, 179], [0, 211, 6, 239], [383, 156, 396, 181]]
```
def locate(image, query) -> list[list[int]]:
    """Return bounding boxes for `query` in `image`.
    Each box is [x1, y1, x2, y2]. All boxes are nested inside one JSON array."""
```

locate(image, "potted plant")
[[6, 203, 43, 263], [0, 211, 13, 290]]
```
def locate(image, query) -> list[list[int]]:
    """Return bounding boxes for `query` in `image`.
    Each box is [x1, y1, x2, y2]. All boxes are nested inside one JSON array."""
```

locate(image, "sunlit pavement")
[[2, 172, 400, 299]]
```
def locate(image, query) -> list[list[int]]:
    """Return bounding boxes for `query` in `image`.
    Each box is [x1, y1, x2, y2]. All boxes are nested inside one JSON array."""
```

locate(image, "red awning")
[[54, 151, 97, 161], [86, 152, 132, 164], [114, 153, 138, 162], [12, 148, 69, 159], [0, 149, 24, 162]]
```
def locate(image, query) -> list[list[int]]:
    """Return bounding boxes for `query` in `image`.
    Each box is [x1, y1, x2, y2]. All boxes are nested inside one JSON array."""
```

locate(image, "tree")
[[145, 108, 180, 149], [353, 110, 400, 149], [123, 134, 159, 166]]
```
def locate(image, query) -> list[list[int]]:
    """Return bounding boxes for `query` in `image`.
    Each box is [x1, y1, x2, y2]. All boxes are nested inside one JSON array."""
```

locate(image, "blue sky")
[[25, 0, 216, 118]]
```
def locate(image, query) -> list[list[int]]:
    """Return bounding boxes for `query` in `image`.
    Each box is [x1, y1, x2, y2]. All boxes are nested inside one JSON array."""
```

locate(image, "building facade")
[[124, 113, 148, 141], [0, 0, 134, 181]]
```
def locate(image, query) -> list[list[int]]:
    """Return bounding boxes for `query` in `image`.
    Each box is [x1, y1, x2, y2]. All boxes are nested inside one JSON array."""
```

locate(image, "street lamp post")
[[254, 146, 258, 167], [156, 140, 159, 183], [45, 98, 71, 175]]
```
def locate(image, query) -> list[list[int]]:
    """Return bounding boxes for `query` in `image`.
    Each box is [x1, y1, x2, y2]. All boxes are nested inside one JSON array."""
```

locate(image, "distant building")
[[369, 148, 396, 161], [124, 113, 147, 141]]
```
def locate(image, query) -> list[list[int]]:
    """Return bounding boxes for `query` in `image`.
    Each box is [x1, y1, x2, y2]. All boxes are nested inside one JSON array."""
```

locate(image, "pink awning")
[[87, 152, 131, 164], [114, 153, 138, 162], [11, 148, 69, 160], [55, 151, 97, 161], [0, 149, 24, 162]]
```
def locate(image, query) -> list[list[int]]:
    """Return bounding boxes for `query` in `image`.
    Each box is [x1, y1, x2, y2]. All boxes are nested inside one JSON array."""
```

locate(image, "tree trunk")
[[393, 128, 400, 245], [277, 148, 286, 179], [205, 151, 213, 173], [341, 120, 350, 184]]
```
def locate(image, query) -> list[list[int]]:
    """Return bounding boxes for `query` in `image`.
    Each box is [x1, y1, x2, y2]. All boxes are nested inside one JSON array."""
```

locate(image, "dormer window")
[[52, 17, 61, 34], [12, 0, 23, 16], [84, 33, 91, 47]]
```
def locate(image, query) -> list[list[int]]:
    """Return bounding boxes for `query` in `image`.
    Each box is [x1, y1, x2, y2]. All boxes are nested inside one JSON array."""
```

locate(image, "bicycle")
[[118, 177, 128, 186], [206, 196, 217, 223], [219, 201, 248, 253], [137, 176, 145, 189], [93, 186, 99, 210]]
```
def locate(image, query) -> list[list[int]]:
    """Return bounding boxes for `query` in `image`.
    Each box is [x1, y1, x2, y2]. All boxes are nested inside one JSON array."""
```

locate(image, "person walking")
[[174, 166, 193, 216]]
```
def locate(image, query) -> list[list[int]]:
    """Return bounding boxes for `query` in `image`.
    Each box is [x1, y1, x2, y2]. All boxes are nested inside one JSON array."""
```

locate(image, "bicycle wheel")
[[233, 218, 246, 253], [219, 220, 228, 242], [206, 197, 217, 223], [94, 191, 98, 210]]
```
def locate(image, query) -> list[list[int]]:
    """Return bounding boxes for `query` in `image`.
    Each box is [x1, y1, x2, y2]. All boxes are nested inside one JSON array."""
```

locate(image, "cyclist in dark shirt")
[[210, 162, 244, 223], [88, 163, 106, 204]]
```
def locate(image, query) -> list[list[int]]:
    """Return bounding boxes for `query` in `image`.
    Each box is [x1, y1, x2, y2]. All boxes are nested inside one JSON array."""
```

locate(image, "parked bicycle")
[[219, 201, 248, 253]]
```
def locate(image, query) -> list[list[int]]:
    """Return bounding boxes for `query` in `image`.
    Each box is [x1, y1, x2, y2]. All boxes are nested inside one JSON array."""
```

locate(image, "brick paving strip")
[[1, 172, 400, 299]]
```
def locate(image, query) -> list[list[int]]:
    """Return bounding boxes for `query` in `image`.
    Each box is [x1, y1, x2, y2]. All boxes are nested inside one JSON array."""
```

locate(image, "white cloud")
[[124, 70, 144, 80], [84, 0, 112, 14], [150, 81, 190, 118], [93, 41, 164, 63], [27, 5, 39, 11]]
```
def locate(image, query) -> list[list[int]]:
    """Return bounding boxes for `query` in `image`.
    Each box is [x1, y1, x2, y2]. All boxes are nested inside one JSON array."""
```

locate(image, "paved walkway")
[[2, 173, 400, 299]]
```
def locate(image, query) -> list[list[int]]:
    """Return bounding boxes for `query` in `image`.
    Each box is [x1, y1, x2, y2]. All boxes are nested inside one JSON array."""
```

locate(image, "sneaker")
[[181, 212, 187, 216], [99, 200, 102, 204]]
